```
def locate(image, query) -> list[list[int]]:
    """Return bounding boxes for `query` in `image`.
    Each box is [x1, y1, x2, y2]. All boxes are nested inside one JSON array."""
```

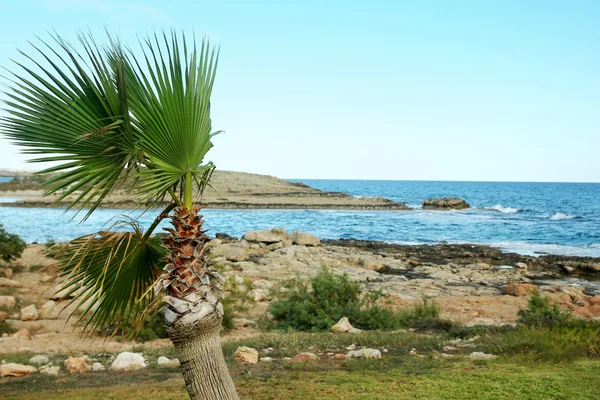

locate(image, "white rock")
[[259, 357, 273, 362], [409, 348, 418, 356], [110, 352, 147, 371], [40, 365, 60, 375], [20, 304, 39, 321], [92, 362, 106, 371], [348, 327, 362, 334], [250, 288, 271, 302], [0, 295, 16, 309], [443, 346, 458, 352], [467, 352, 497, 360], [157, 356, 180, 368], [1, 363, 37, 377], [39, 300, 60, 320], [29, 355, 49, 365], [331, 317, 354, 334], [347, 348, 382, 359], [291, 231, 320, 246], [235, 346, 259, 364]]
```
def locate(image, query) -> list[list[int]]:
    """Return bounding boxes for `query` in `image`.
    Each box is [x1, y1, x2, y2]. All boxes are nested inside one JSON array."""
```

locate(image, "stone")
[[346, 349, 382, 359], [252, 279, 274, 290], [259, 357, 273, 363], [157, 356, 180, 368], [467, 352, 497, 360], [20, 304, 39, 321], [0, 278, 23, 287], [409, 348, 418, 356], [244, 228, 289, 244], [348, 327, 362, 334], [39, 300, 60, 320], [361, 258, 384, 272], [13, 328, 32, 340], [233, 318, 255, 328], [210, 244, 249, 262], [443, 346, 458, 352], [291, 231, 320, 246], [235, 346, 259, 364], [92, 362, 106, 371], [291, 352, 318, 363], [504, 282, 536, 297], [110, 352, 147, 371], [0, 363, 37, 377], [250, 288, 271, 302], [0, 295, 16, 309], [333, 353, 346, 360], [40, 365, 60, 375], [422, 197, 470, 210], [0, 310, 7, 322], [331, 317, 354, 334], [515, 262, 528, 270], [64, 356, 90, 374], [29, 355, 49, 365]]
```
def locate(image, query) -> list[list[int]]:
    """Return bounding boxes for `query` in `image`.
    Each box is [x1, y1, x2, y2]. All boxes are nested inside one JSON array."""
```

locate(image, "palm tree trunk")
[[168, 308, 239, 400]]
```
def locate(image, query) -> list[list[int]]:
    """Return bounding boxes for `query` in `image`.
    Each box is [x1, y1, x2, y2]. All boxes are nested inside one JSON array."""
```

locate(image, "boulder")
[[235, 346, 259, 364], [110, 352, 147, 371], [250, 288, 271, 302], [504, 282, 536, 297], [251, 279, 274, 290], [92, 362, 106, 371], [13, 328, 32, 340], [291, 352, 318, 363], [291, 231, 320, 246], [20, 304, 39, 321], [330, 317, 353, 334], [157, 356, 180, 368], [346, 349, 382, 359], [40, 365, 61, 375], [244, 228, 289, 244], [0, 295, 16, 309], [29, 355, 50, 365], [39, 300, 60, 320], [0, 363, 37, 377], [210, 244, 249, 262], [64, 356, 90, 374], [422, 197, 470, 210], [0, 278, 23, 287], [467, 352, 497, 360]]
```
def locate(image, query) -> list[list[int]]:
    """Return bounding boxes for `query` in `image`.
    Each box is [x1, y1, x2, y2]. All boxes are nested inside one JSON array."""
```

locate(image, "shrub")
[[221, 276, 255, 332], [266, 266, 441, 332], [0, 224, 26, 263], [517, 291, 571, 328]]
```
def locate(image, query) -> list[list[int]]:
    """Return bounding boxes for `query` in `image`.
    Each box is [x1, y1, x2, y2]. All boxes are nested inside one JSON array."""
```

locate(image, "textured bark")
[[168, 309, 239, 400], [156, 206, 239, 400]]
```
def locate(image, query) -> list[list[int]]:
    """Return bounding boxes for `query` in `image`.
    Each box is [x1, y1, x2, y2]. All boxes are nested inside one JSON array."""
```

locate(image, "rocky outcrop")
[[235, 347, 259, 364], [291, 231, 320, 246], [210, 244, 249, 262], [422, 197, 470, 210], [504, 282, 536, 296], [244, 228, 289, 244]]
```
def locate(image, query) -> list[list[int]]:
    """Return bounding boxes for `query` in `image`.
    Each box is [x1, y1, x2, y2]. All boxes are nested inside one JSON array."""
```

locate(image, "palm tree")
[[0, 31, 239, 399]]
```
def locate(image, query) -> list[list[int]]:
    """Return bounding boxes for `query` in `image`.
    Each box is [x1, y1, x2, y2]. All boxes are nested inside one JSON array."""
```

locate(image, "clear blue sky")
[[0, 0, 598, 182]]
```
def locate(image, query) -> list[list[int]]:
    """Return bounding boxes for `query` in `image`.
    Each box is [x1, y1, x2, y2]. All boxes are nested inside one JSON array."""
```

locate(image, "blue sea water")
[[0, 179, 599, 257]]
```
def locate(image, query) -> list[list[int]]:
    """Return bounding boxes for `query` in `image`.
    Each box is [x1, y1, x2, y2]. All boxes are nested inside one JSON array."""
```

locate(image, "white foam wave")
[[484, 204, 520, 214], [550, 212, 577, 221]]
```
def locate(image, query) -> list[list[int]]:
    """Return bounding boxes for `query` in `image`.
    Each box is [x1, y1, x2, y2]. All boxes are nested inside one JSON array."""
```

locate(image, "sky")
[[0, 0, 598, 182]]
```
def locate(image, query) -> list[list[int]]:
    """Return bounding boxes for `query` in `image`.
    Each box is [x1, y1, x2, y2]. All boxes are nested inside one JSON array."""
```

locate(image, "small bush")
[[517, 291, 571, 328], [0, 321, 16, 336], [221, 276, 255, 332], [266, 266, 442, 332], [0, 224, 26, 263]]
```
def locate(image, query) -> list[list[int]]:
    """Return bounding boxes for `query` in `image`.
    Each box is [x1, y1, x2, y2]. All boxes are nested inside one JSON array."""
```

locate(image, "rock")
[[157, 356, 180, 368], [504, 282, 536, 297], [443, 346, 458, 352], [409, 348, 418, 356], [20, 304, 39, 321], [38, 300, 60, 320], [29, 355, 49, 365], [467, 352, 497, 360], [233, 318, 255, 328], [0, 311, 7, 322], [333, 353, 346, 360], [64, 356, 90, 374], [465, 317, 498, 327], [291, 352, 318, 363], [0, 278, 23, 287], [331, 317, 354, 334], [348, 327, 362, 334], [422, 197, 470, 210], [0, 363, 37, 377], [1, 267, 12, 279], [210, 244, 249, 262], [40, 365, 60, 375], [259, 357, 273, 363], [361, 258, 384, 272], [515, 262, 528, 270], [110, 352, 147, 371], [346, 349, 382, 359], [13, 328, 32, 340], [250, 288, 271, 302], [92, 362, 106, 371], [252, 279, 274, 290], [244, 228, 289, 244], [0, 295, 16, 309], [206, 238, 223, 248], [291, 231, 320, 246], [235, 346, 259, 364]]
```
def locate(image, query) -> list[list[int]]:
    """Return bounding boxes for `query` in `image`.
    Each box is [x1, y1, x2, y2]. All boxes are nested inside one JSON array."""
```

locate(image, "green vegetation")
[[265, 266, 443, 332], [517, 290, 572, 328], [0, 224, 26, 263], [221, 277, 255, 332]]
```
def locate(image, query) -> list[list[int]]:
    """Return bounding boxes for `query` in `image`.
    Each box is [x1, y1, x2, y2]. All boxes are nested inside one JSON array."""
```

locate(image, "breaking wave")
[[550, 212, 578, 221], [484, 204, 521, 214]]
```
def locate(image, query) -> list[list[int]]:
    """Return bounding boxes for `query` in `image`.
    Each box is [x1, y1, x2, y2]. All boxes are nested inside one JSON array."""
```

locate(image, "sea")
[[0, 178, 599, 258]]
